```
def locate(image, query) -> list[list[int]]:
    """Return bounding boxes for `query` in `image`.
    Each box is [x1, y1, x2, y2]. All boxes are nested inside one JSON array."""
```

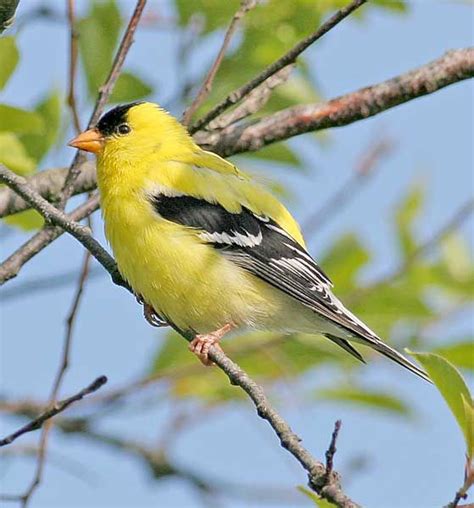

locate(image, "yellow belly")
[[102, 195, 281, 334]]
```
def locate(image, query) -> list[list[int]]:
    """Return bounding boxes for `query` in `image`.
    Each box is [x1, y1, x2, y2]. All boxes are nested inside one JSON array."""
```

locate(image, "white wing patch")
[[199, 229, 263, 248]]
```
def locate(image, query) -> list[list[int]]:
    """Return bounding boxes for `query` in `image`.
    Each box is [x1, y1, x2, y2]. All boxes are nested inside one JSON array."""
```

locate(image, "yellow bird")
[[69, 101, 428, 381]]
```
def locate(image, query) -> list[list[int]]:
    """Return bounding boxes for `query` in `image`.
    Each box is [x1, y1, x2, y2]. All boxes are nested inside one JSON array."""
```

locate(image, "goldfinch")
[[69, 101, 429, 381]]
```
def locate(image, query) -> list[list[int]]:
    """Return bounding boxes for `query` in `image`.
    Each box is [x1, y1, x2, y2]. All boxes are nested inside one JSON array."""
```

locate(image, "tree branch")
[[1, 48, 471, 220], [188, 0, 367, 134], [0, 164, 358, 507], [195, 48, 474, 156], [0, 376, 107, 447]]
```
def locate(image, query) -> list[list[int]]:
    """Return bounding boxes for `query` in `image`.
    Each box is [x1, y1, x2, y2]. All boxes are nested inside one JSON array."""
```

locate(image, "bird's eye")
[[116, 123, 131, 135]]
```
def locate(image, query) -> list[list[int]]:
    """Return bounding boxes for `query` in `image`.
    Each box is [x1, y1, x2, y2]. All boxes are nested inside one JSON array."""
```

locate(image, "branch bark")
[[195, 48, 474, 156], [1, 48, 471, 220]]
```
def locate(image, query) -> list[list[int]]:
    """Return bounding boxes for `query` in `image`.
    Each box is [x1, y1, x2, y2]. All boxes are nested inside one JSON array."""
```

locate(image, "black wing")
[[151, 193, 434, 381], [150, 194, 377, 340]]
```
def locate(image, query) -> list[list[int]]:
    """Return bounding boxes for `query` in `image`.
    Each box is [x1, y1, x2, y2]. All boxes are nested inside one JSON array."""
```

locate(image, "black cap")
[[96, 101, 144, 136]]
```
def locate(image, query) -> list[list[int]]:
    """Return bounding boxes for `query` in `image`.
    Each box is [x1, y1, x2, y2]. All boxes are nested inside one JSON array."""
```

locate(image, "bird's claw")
[[143, 301, 168, 328]]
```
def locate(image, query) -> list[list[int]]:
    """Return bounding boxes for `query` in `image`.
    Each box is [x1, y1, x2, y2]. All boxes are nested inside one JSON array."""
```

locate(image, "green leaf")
[[297, 486, 332, 507], [0, 132, 35, 175], [315, 386, 412, 416], [395, 183, 424, 257], [432, 341, 474, 371], [0, 105, 44, 135], [78, 0, 122, 96], [4, 209, 44, 231], [0, 36, 19, 90], [109, 71, 153, 103], [21, 91, 62, 163], [407, 351, 473, 458], [319, 234, 370, 293]]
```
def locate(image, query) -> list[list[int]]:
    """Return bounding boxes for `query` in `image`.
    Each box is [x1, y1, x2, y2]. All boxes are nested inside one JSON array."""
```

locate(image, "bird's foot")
[[189, 323, 235, 366]]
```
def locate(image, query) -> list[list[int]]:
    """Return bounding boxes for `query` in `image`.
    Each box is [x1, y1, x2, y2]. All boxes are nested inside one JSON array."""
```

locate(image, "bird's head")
[[68, 101, 195, 165]]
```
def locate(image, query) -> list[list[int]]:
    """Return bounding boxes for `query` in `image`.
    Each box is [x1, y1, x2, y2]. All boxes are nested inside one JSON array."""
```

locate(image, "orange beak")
[[68, 128, 104, 154]]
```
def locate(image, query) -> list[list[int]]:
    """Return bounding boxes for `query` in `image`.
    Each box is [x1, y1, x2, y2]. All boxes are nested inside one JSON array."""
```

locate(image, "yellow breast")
[[98, 180, 277, 334]]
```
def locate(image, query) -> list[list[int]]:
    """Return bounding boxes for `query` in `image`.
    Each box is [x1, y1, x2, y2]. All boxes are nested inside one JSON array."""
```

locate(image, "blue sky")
[[1, 1, 473, 507]]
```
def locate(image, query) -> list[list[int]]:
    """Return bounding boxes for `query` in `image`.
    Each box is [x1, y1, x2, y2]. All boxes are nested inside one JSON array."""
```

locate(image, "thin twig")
[[59, 0, 147, 207], [66, 0, 81, 134], [303, 137, 394, 237], [325, 420, 342, 477], [182, 0, 257, 125], [207, 63, 295, 131], [0, 376, 107, 447], [189, 0, 367, 134]]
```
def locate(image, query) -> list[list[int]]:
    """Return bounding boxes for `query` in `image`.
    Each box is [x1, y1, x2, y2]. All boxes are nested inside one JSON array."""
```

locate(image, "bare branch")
[[59, 0, 147, 207], [195, 48, 474, 156], [0, 376, 107, 447], [325, 420, 342, 478], [1, 49, 472, 220], [189, 0, 367, 134], [182, 0, 257, 126]]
